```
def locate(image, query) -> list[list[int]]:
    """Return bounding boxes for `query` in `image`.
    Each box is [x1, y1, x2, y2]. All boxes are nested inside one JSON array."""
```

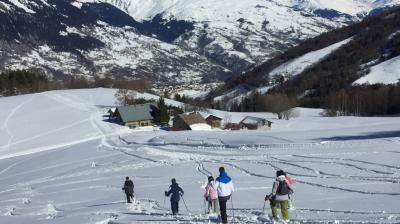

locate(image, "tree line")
[[212, 92, 299, 120], [0, 70, 49, 96], [0, 70, 152, 96], [323, 84, 400, 116]]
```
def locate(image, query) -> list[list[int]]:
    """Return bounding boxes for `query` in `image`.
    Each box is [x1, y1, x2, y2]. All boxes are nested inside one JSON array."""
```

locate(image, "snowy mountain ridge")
[[1, 0, 400, 90], [90, 0, 400, 20]]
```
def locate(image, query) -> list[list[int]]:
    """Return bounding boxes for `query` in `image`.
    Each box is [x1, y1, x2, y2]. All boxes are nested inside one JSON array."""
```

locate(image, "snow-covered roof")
[[176, 113, 206, 126], [240, 116, 272, 124]]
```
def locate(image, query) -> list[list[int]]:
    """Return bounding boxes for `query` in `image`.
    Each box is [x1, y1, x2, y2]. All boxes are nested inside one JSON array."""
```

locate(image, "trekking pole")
[[231, 194, 235, 222], [203, 198, 207, 215], [122, 190, 126, 203], [262, 200, 266, 213], [290, 194, 298, 220], [163, 195, 166, 208], [181, 195, 190, 213]]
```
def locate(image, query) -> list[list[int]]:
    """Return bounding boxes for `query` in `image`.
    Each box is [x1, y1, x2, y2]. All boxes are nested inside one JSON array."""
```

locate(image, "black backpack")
[[277, 180, 292, 195]]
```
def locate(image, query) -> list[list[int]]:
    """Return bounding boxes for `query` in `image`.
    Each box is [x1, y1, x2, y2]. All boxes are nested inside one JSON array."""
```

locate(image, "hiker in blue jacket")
[[215, 167, 234, 223], [165, 178, 184, 215]]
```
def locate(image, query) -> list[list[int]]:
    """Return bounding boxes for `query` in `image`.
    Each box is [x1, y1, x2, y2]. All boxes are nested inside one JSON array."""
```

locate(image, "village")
[[107, 102, 273, 131]]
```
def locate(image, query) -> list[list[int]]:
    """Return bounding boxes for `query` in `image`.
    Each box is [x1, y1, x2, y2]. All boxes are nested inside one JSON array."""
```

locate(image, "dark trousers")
[[125, 193, 133, 203], [218, 196, 230, 223], [171, 200, 179, 215]]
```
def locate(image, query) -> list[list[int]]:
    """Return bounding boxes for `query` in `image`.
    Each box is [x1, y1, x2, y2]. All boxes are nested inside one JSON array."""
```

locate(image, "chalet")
[[107, 108, 116, 120], [205, 114, 223, 128], [240, 116, 272, 130], [114, 103, 157, 128], [172, 113, 211, 131]]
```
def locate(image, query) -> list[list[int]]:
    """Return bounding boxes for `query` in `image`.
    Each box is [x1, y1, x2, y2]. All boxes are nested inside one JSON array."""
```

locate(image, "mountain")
[[1, 0, 400, 90], [0, 0, 229, 88], [210, 6, 400, 115]]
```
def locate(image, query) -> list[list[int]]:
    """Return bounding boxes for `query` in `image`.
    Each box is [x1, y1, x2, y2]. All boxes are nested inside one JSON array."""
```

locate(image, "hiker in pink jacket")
[[204, 176, 219, 214]]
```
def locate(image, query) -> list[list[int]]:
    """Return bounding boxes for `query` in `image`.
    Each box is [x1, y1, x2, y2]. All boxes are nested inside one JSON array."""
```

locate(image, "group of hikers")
[[122, 166, 294, 223]]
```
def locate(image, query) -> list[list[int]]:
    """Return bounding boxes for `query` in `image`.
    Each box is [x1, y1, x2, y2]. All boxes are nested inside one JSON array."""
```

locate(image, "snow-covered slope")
[[354, 55, 400, 85], [214, 38, 353, 103], [0, 89, 400, 223], [0, 88, 181, 159], [293, 0, 400, 16], [269, 38, 353, 79]]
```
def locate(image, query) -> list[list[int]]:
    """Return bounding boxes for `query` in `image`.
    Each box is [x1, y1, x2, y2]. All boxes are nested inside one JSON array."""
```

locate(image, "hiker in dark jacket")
[[165, 178, 184, 215], [122, 176, 134, 203], [265, 170, 293, 222]]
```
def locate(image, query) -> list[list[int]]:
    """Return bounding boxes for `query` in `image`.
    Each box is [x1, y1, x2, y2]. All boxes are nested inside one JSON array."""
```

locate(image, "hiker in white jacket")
[[214, 167, 234, 224]]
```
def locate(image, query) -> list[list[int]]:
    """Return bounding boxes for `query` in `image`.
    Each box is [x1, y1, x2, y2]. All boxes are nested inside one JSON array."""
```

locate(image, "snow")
[[270, 38, 352, 78], [8, 0, 35, 13], [0, 88, 400, 223], [189, 123, 212, 131], [293, 0, 368, 16], [89, 0, 354, 68], [175, 89, 209, 99], [353, 56, 400, 85], [0, 2, 12, 12], [5, 22, 222, 87], [293, 0, 400, 16], [71, 1, 83, 9], [388, 30, 400, 40]]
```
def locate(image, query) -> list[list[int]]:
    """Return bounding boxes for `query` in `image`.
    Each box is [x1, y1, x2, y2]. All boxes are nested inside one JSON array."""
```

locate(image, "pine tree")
[[154, 97, 170, 125]]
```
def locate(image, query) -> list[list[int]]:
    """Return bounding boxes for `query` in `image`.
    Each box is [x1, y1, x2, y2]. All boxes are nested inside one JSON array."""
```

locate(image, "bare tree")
[[114, 89, 137, 106], [223, 112, 232, 126], [260, 93, 297, 119], [282, 108, 300, 120]]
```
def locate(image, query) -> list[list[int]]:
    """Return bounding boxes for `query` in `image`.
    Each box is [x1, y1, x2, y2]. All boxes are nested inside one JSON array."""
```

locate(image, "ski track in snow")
[[203, 158, 400, 196], [0, 94, 36, 150], [1, 90, 400, 223]]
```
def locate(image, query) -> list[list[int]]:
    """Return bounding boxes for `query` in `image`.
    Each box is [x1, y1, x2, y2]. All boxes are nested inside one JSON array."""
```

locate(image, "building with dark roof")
[[204, 114, 223, 128], [172, 113, 208, 131], [114, 103, 157, 128]]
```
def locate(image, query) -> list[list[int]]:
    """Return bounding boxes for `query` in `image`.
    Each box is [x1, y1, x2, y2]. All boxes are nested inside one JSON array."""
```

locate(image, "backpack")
[[277, 180, 292, 195]]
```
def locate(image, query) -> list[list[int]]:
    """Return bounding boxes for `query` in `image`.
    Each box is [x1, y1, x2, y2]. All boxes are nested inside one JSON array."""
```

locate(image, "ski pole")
[[122, 190, 126, 203], [163, 195, 166, 208], [181, 195, 190, 213], [203, 198, 207, 215], [231, 194, 235, 222], [262, 200, 266, 213]]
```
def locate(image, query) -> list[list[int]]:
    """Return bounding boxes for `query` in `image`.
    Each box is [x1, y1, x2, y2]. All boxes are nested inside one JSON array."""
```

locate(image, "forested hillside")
[[210, 7, 400, 116]]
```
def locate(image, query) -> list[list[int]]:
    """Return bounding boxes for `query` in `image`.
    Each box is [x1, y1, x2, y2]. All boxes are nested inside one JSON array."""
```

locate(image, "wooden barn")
[[205, 114, 222, 128], [224, 122, 242, 130], [240, 116, 272, 130], [114, 103, 157, 128], [172, 113, 210, 131]]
